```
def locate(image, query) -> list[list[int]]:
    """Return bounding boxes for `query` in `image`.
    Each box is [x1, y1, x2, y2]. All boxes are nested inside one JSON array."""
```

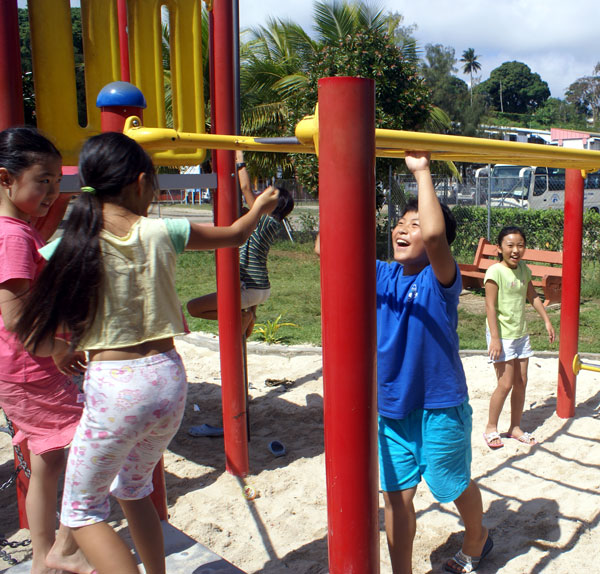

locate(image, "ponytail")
[[16, 132, 155, 352]]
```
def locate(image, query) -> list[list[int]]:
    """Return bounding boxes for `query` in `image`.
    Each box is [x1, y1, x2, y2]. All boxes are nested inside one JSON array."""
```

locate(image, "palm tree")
[[312, 0, 388, 43], [239, 1, 452, 184], [460, 48, 481, 106], [239, 18, 314, 175]]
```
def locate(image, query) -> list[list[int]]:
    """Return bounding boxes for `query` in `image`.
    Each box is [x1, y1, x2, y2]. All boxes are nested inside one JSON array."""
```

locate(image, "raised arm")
[[185, 185, 279, 251], [236, 150, 255, 209], [405, 151, 456, 286]]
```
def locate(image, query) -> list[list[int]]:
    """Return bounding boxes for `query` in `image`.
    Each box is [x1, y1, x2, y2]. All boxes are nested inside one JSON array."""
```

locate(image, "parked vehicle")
[[474, 164, 600, 211]]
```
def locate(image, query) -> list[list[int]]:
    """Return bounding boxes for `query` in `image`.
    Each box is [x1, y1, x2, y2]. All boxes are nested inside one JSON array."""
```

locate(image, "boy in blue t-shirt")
[[378, 152, 492, 573]]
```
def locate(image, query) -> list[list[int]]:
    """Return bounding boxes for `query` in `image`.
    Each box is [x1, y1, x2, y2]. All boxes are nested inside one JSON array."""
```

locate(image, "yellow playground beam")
[[124, 114, 600, 171], [573, 354, 600, 375]]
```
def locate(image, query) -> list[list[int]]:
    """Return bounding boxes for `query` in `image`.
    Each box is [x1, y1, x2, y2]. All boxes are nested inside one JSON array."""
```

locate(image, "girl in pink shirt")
[[0, 127, 93, 573]]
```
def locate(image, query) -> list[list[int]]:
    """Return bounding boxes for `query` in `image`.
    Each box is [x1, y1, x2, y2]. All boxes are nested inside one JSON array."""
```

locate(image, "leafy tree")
[[420, 45, 465, 121], [460, 48, 481, 106], [239, 18, 315, 177], [476, 61, 550, 114], [384, 10, 417, 48], [565, 62, 600, 127], [17, 8, 35, 124], [531, 97, 587, 130], [239, 1, 435, 194], [421, 43, 457, 86], [293, 18, 432, 193], [418, 44, 485, 138]]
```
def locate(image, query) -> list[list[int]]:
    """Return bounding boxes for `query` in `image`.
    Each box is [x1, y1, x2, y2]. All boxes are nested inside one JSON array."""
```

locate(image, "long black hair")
[[496, 225, 526, 260], [0, 126, 61, 179], [16, 132, 156, 352], [271, 187, 294, 222]]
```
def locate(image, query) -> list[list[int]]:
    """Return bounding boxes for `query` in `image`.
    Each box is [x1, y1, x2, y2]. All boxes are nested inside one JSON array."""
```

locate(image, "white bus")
[[475, 164, 600, 211]]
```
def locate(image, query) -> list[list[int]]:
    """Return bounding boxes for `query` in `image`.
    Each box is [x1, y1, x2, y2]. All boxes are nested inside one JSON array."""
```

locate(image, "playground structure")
[[572, 354, 600, 375], [2, 1, 600, 573]]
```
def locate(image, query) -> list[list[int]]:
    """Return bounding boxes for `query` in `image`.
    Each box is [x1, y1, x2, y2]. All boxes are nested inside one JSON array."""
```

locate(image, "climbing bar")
[[123, 117, 314, 159], [124, 115, 600, 171], [572, 353, 600, 375]]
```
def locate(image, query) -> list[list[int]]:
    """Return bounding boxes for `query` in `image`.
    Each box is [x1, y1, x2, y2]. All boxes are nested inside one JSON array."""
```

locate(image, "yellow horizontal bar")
[[124, 117, 315, 161], [124, 115, 600, 171], [375, 129, 600, 170]]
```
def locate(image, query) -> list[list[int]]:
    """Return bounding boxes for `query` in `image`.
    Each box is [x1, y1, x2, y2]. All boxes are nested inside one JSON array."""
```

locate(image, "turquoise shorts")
[[378, 401, 473, 503]]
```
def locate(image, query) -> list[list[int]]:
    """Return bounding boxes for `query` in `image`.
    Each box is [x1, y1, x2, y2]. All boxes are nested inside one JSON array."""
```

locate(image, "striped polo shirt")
[[239, 214, 281, 289]]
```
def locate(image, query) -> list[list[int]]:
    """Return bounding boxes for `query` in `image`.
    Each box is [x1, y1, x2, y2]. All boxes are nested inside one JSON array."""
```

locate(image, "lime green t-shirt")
[[484, 261, 532, 339]]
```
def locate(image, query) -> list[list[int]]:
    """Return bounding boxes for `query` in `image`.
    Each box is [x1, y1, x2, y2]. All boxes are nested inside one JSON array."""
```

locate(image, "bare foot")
[[45, 546, 95, 574]]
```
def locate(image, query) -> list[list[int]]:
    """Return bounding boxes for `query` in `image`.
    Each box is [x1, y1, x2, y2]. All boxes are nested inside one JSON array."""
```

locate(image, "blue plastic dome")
[[96, 81, 147, 108]]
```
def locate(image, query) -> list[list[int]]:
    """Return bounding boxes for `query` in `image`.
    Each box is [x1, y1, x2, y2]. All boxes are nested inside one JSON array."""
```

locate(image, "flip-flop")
[[188, 424, 224, 437], [508, 432, 537, 445], [445, 535, 493, 573], [268, 440, 286, 457], [483, 431, 504, 449]]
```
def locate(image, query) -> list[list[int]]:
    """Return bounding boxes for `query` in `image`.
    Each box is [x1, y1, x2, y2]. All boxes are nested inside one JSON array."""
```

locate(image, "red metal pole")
[[557, 169, 584, 418], [117, 0, 131, 83], [1, 0, 29, 528], [10, 423, 31, 529], [319, 77, 379, 573], [100, 105, 144, 132], [212, 0, 248, 476], [0, 0, 25, 129], [208, 8, 217, 220]]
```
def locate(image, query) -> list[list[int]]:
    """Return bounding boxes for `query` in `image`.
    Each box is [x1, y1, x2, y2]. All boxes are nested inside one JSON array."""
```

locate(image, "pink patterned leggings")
[[61, 349, 187, 528]]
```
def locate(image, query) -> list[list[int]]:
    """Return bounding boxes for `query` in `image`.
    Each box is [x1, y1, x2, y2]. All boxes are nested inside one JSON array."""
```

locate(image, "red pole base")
[[149, 458, 168, 522], [10, 422, 31, 530], [100, 106, 144, 132], [556, 169, 584, 418]]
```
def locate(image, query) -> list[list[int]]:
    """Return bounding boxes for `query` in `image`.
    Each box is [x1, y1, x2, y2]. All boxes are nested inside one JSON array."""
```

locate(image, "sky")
[[16, 0, 596, 99], [240, 0, 598, 99]]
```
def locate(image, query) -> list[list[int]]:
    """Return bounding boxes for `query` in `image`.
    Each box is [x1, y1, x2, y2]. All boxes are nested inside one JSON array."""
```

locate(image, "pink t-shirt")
[[0, 216, 59, 383]]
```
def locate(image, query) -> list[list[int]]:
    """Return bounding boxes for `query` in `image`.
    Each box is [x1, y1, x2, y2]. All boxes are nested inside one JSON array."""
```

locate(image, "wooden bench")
[[458, 237, 563, 306]]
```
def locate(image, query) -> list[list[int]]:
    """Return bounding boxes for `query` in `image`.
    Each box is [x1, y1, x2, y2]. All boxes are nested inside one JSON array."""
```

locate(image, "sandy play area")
[[2, 332, 600, 573]]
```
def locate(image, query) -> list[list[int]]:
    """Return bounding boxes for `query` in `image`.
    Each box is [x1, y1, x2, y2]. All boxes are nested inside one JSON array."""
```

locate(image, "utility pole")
[[499, 79, 504, 113]]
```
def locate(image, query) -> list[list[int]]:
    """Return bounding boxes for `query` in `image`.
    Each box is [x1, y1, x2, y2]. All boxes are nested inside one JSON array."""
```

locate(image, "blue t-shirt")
[[376, 260, 468, 419]]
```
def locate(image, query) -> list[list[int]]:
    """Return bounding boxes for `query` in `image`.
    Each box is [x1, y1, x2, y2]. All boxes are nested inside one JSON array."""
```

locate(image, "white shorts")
[[486, 331, 533, 363], [60, 350, 187, 527], [240, 284, 270, 309]]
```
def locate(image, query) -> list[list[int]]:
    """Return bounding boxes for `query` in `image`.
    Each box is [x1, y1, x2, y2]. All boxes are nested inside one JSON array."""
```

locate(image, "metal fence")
[[384, 169, 583, 261]]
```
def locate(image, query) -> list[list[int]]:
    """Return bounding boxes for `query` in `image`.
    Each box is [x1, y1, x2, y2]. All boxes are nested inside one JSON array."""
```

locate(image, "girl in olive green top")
[[482, 226, 555, 449]]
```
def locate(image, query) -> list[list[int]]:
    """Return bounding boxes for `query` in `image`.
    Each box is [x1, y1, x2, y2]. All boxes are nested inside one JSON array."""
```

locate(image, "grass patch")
[[176, 240, 322, 345], [457, 308, 487, 349], [175, 239, 600, 351]]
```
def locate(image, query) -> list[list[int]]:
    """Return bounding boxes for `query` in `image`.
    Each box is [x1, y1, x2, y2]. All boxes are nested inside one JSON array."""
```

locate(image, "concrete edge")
[[178, 332, 600, 361]]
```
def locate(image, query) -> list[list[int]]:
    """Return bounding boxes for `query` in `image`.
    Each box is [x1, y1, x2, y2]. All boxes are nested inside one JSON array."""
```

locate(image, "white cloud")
[[394, 0, 598, 97], [16, 0, 598, 98], [240, 0, 599, 98]]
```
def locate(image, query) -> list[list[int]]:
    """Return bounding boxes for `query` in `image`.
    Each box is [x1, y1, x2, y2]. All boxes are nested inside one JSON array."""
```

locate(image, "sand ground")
[[2, 332, 600, 573]]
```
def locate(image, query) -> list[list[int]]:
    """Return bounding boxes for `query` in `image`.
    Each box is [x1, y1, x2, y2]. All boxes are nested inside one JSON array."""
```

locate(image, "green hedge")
[[451, 207, 600, 263]]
